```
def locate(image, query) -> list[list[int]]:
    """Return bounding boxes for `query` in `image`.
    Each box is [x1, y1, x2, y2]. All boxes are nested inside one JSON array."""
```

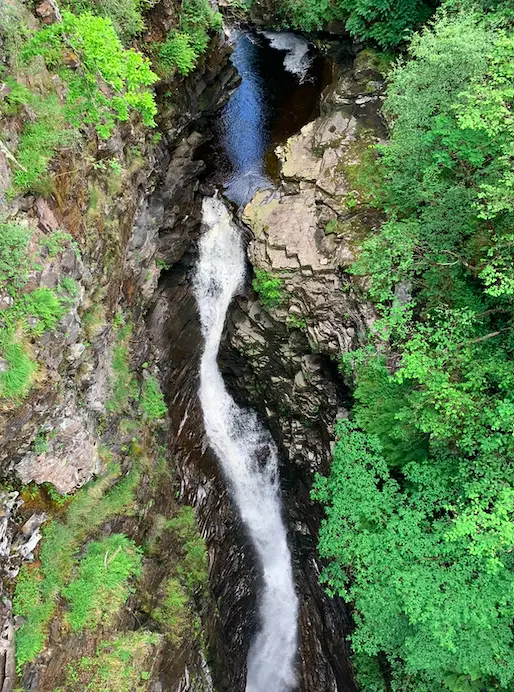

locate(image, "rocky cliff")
[[0, 1, 235, 687], [147, 48, 388, 692]]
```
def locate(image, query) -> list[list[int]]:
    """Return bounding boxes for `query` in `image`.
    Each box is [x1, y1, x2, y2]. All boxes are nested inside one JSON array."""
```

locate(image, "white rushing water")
[[194, 196, 298, 692], [261, 31, 313, 83]]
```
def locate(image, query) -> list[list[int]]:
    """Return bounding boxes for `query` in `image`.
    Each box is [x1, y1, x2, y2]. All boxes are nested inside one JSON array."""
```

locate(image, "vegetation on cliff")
[[1, 0, 213, 686], [314, 4, 514, 692]]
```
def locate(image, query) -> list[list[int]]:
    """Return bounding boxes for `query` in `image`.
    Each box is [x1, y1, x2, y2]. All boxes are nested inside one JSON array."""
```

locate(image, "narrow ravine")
[[194, 197, 298, 691], [191, 30, 320, 688]]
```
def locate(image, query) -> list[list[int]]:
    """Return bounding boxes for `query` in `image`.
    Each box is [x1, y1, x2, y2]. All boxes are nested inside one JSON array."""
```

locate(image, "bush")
[[158, 32, 198, 75], [252, 268, 282, 309], [156, 0, 221, 76], [0, 222, 32, 290], [60, 0, 149, 44], [21, 11, 158, 139]]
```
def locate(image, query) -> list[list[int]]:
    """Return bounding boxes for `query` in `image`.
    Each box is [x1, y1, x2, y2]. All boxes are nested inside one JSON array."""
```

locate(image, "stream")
[[194, 30, 321, 691]]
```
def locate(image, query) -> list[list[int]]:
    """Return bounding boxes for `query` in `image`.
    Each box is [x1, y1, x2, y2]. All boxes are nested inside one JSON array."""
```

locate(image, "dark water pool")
[[196, 30, 334, 207]]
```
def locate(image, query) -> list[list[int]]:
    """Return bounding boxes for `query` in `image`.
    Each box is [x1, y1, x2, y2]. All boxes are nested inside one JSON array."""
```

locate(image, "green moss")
[[58, 631, 159, 691], [13, 466, 140, 668], [286, 314, 307, 329], [252, 268, 282, 310], [63, 534, 142, 631], [167, 506, 208, 592], [324, 219, 340, 235], [139, 375, 167, 421], [152, 577, 190, 646], [82, 303, 105, 340]]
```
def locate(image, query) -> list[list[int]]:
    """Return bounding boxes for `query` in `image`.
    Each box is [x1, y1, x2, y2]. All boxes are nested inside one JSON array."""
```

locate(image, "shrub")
[[60, 0, 150, 44], [158, 32, 198, 75], [21, 11, 158, 139], [0, 223, 32, 289], [156, 0, 221, 76], [63, 534, 142, 631], [252, 268, 282, 309]]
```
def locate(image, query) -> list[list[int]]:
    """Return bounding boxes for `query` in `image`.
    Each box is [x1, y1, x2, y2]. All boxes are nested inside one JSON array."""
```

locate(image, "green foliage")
[[286, 314, 307, 329], [314, 420, 514, 692], [318, 7, 514, 692], [63, 534, 142, 631], [60, 0, 150, 43], [58, 631, 159, 691], [157, 0, 221, 76], [22, 11, 157, 139], [262, 0, 434, 46], [106, 320, 138, 414], [13, 467, 139, 668], [0, 223, 75, 402], [158, 32, 199, 75], [0, 334, 36, 401], [152, 577, 189, 646], [58, 277, 79, 300], [9, 94, 71, 197], [252, 268, 282, 309], [167, 506, 208, 592], [40, 231, 80, 259], [149, 506, 207, 644], [0, 0, 30, 64], [139, 375, 167, 421], [0, 223, 33, 288]]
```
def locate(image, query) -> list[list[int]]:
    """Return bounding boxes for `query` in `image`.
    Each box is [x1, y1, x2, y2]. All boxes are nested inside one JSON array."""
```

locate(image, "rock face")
[[146, 53, 388, 692], [218, 54, 388, 690], [0, 24, 235, 692]]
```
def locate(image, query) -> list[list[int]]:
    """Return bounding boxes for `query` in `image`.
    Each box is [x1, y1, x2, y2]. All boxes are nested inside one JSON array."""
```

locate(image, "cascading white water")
[[261, 32, 313, 83], [194, 196, 298, 692]]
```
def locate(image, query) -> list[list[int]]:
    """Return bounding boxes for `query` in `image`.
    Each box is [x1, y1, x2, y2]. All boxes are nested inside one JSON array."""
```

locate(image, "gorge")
[[3, 0, 513, 690]]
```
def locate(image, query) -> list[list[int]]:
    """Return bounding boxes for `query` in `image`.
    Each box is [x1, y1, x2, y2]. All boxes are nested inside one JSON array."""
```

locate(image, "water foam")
[[262, 31, 312, 82], [194, 196, 298, 692]]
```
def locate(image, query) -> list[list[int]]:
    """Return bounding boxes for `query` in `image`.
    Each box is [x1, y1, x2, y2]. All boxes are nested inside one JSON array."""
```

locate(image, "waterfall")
[[261, 32, 313, 83], [194, 196, 298, 692]]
